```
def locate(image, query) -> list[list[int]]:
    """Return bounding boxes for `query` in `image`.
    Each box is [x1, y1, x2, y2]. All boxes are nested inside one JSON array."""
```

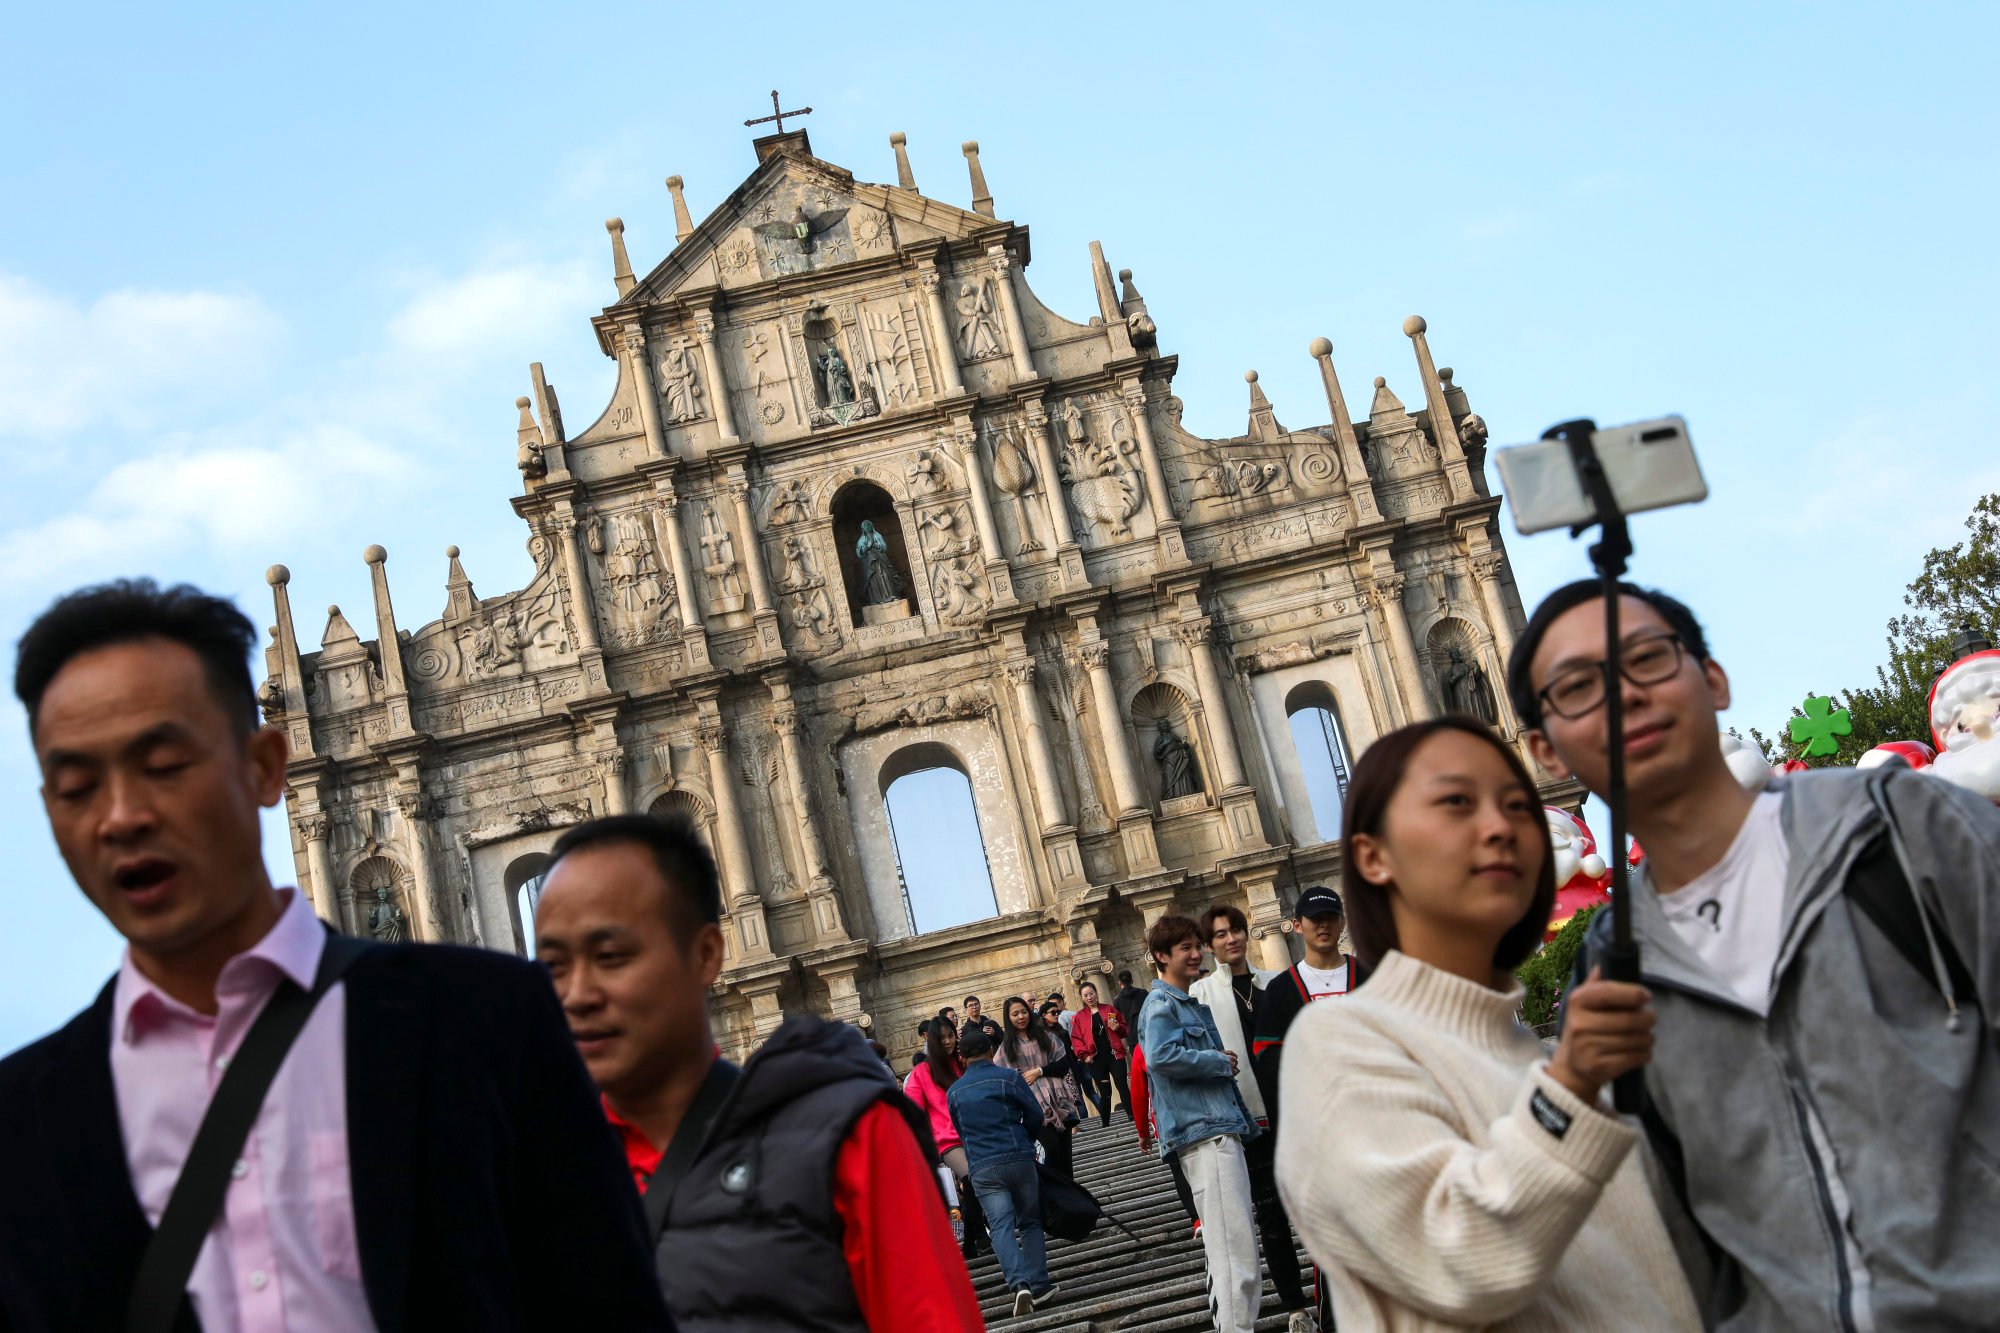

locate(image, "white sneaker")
[[1012, 1287, 1035, 1316], [1287, 1312, 1318, 1333]]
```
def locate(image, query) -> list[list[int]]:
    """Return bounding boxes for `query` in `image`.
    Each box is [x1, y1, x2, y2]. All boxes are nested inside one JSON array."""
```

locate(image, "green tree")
[[1758, 493, 1998, 766], [1517, 904, 1600, 1033]]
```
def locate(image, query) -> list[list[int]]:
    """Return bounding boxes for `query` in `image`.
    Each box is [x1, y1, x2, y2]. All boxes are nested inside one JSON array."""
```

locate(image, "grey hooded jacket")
[[1580, 766, 2000, 1331]]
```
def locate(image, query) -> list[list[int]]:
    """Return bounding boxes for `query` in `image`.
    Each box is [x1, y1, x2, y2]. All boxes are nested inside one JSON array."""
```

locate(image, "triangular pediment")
[[618, 148, 1004, 308]]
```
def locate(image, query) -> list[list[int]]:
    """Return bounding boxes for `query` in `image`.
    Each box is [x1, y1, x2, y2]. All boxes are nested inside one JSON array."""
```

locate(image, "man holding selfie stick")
[[1503, 418, 2000, 1332]]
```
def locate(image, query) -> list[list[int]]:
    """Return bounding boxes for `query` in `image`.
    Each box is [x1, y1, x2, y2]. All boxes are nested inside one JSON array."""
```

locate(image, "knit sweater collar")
[[1367, 950, 1529, 1055]]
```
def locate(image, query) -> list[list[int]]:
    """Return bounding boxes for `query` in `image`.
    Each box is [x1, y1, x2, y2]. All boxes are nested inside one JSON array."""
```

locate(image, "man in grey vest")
[[534, 812, 983, 1332]]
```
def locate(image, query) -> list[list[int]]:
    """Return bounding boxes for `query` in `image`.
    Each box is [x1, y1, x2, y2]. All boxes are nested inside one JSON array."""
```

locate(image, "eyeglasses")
[[1537, 633, 1686, 720]]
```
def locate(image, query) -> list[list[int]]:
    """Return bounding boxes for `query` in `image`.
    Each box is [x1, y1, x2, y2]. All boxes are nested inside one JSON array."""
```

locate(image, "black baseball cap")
[[1293, 886, 1344, 920]]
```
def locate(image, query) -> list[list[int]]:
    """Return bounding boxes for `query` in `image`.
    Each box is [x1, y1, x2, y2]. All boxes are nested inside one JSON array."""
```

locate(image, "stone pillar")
[[1005, 658, 1068, 832], [1080, 640, 1145, 816], [597, 751, 630, 815], [952, 424, 1013, 603], [393, 791, 443, 942], [1309, 337, 1381, 524], [301, 814, 338, 926], [697, 315, 741, 446], [1369, 574, 1430, 720], [1178, 620, 1248, 791], [623, 325, 669, 460], [726, 474, 775, 614], [651, 477, 704, 630], [1120, 380, 1184, 562], [915, 265, 966, 395], [554, 514, 602, 654], [988, 248, 1037, 381], [1471, 552, 1518, 667], [362, 546, 411, 737], [1026, 400, 1086, 589], [700, 715, 773, 960], [1405, 316, 1476, 503], [769, 683, 846, 941]]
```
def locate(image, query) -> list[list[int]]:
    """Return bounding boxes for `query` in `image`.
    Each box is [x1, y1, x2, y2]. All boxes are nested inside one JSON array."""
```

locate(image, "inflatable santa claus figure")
[[1928, 638, 2000, 802], [1543, 807, 1612, 941]]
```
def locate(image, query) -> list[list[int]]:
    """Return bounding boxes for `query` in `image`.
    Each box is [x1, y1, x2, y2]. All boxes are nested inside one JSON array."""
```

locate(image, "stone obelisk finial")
[[889, 132, 916, 190], [665, 176, 694, 243], [962, 141, 995, 217], [265, 564, 314, 753], [1309, 336, 1380, 523], [606, 218, 636, 296], [1404, 314, 1473, 498]]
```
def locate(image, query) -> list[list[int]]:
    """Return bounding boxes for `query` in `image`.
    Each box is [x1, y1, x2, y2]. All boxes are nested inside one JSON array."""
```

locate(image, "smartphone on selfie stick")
[[1496, 416, 1706, 1115]]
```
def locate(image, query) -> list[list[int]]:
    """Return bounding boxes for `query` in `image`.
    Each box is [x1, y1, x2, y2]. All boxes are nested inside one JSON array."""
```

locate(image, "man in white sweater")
[[1192, 904, 1313, 1332]]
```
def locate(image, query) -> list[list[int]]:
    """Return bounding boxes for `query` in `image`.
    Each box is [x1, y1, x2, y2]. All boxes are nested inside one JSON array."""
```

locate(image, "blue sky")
[[2, 2, 1995, 1051]]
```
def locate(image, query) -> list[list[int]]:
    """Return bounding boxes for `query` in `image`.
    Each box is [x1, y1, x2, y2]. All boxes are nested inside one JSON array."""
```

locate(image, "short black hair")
[[1506, 579, 1711, 729], [547, 811, 722, 940], [963, 994, 980, 1007], [1117, 970, 1133, 986], [15, 579, 261, 737], [1199, 903, 1248, 942], [917, 1018, 931, 1038]]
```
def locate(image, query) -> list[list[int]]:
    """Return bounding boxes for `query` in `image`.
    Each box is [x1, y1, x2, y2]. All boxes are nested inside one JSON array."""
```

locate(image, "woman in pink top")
[[903, 1012, 989, 1258]]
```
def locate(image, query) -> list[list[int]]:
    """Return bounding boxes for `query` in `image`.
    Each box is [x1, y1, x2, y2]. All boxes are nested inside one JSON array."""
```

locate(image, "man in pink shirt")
[[0, 579, 673, 1332]]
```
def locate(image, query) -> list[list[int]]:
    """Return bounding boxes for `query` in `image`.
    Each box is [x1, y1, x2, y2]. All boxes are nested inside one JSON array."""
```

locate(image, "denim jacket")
[[945, 1059, 1040, 1170], [1137, 979, 1260, 1154]]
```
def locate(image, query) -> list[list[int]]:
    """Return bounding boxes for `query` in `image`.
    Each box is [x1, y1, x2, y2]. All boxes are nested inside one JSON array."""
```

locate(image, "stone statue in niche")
[[1062, 399, 1088, 446], [818, 345, 855, 407], [856, 520, 904, 605], [1154, 720, 1201, 799], [367, 886, 409, 943], [658, 340, 705, 423], [698, 505, 746, 614], [1439, 648, 1499, 726], [955, 278, 1004, 360]]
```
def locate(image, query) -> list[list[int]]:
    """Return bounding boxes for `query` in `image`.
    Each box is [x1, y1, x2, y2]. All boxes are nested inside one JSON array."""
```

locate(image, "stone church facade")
[[261, 127, 1537, 1059]]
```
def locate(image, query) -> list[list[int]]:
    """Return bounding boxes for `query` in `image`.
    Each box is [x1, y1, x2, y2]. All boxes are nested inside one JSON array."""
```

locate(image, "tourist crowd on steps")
[[2, 575, 1996, 1333]]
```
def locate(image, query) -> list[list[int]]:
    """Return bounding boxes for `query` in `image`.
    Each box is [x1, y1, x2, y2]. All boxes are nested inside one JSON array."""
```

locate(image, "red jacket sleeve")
[[1067, 1009, 1094, 1063], [834, 1100, 987, 1331], [1129, 1042, 1153, 1149]]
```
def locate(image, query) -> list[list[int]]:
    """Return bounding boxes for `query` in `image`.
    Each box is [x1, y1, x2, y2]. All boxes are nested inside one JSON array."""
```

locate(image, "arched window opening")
[[1284, 681, 1352, 845], [831, 480, 914, 626], [880, 743, 998, 935], [505, 852, 551, 956]]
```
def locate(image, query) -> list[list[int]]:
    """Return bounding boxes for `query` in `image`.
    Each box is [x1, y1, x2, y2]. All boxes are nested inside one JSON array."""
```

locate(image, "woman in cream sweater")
[[1274, 717, 1700, 1331]]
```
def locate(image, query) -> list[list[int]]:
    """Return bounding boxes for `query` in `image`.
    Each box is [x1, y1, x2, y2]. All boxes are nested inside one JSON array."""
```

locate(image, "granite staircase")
[[965, 1117, 1318, 1331]]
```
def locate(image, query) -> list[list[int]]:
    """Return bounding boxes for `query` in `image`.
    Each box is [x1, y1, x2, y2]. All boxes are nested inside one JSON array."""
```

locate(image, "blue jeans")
[[969, 1158, 1048, 1294]]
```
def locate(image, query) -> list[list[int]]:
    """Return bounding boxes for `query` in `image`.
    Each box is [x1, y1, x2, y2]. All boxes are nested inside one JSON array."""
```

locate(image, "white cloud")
[[1773, 414, 2000, 543], [0, 273, 287, 440], [385, 258, 601, 363]]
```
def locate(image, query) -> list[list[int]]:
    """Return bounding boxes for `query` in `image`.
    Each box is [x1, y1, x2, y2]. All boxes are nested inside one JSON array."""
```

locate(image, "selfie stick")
[[1542, 418, 1646, 1116]]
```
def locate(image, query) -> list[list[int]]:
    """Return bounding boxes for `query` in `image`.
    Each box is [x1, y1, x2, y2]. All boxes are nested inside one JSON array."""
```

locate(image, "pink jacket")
[[902, 1057, 965, 1155], [1068, 1003, 1129, 1063]]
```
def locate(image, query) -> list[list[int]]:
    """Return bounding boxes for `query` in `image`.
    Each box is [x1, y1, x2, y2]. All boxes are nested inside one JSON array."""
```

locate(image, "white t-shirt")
[[1295, 959, 1352, 999], [1657, 790, 1789, 1014]]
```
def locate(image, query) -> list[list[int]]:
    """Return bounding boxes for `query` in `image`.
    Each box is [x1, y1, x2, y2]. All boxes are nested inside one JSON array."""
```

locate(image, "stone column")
[[1471, 552, 1518, 666], [915, 265, 966, 395], [652, 478, 703, 629], [1005, 658, 1068, 832], [1120, 381, 1183, 561], [554, 514, 602, 653], [623, 325, 668, 460], [1370, 574, 1430, 720], [726, 474, 774, 614], [1179, 620, 1248, 791], [953, 425, 1005, 562], [597, 751, 630, 815], [1080, 641, 1145, 816], [988, 248, 1037, 381], [1024, 402, 1077, 548], [393, 791, 443, 941], [696, 315, 741, 446], [769, 687, 846, 941], [301, 814, 338, 926], [700, 717, 773, 960]]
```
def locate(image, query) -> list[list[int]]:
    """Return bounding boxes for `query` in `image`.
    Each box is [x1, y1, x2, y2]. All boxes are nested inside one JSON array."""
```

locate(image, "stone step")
[[967, 1125, 1320, 1331]]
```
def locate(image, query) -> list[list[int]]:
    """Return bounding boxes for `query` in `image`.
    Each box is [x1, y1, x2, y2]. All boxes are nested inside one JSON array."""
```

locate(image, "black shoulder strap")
[[642, 1058, 741, 1241], [1846, 831, 1978, 1009], [126, 930, 372, 1333]]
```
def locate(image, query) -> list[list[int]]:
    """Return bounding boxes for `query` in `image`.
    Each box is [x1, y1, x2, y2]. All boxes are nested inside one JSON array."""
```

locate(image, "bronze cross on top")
[[744, 89, 812, 134]]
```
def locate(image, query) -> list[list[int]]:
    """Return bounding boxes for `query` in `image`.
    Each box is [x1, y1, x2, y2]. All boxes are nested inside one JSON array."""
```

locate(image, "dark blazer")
[[0, 940, 675, 1332]]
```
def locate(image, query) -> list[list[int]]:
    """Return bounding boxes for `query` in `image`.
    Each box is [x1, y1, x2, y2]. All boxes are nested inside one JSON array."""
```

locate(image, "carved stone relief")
[[954, 276, 1006, 361], [696, 503, 747, 615], [657, 338, 706, 423]]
